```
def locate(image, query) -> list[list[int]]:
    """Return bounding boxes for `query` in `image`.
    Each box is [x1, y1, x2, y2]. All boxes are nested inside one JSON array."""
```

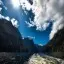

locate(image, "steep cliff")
[[0, 19, 23, 52], [42, 28, 64, 58]]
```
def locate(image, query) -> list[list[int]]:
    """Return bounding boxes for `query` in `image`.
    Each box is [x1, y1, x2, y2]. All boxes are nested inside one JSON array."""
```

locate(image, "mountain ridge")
[[0, 18, 64, 59]]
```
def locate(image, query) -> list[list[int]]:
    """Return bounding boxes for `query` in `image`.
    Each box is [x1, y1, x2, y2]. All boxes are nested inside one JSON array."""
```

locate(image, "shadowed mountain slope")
[[42, 28, 64, 58], [0, 19, 37, 53], [0, 19, 23, 52]]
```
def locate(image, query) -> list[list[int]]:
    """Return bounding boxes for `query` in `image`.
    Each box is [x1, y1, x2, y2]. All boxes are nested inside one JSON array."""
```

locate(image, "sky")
[[0, 0, 64, 45]]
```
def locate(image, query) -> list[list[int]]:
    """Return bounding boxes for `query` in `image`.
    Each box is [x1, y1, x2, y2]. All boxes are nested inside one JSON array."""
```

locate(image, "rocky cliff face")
[[0, 19, 64, 63], [0, 19, 37, 53], [42, 28, 64, 58], [0, 19, 23, 52]]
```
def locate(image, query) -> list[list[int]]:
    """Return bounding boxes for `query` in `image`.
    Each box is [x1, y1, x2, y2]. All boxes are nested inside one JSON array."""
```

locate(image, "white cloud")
[[27, 36, 35, 39], [11, 18, 19, 28], [39, 44, 43, 46], [20, 0, 32, 10], [50, 16, 64, 39], [0, 0, 2, 12], [11, 0, 20, 9], [5, 16, 10, 21], [0, 14, 10, 21], [0, 0, 7, 10], [25, 18, 35, 27], [0, 0, 64, 39], [0, 14, 19, 28], [0, 14, 4, 19], [0, 0, 19, 28], [0, 0, 2, 5], [20, 0, 64, 39], [25, 21, 34, 27], [0, 7, 2, 11]]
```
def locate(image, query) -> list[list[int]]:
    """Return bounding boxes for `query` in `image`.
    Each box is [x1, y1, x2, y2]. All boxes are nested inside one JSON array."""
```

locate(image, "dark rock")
[[0, 19, 23, 52], [23, 38, 38, 53], [0, 19, 37, 53], [42, 28, 64, 59]]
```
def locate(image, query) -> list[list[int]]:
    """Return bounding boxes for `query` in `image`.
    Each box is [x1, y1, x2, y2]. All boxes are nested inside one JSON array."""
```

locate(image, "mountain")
[[0, 19, 23, 52], [35, 44, 43, 52], [0, 19, 38, 64], [0, 19, 64, 63], [42, 28, 64, 59], [0, 19, 37, 53], [23, 38, 38, 53]]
